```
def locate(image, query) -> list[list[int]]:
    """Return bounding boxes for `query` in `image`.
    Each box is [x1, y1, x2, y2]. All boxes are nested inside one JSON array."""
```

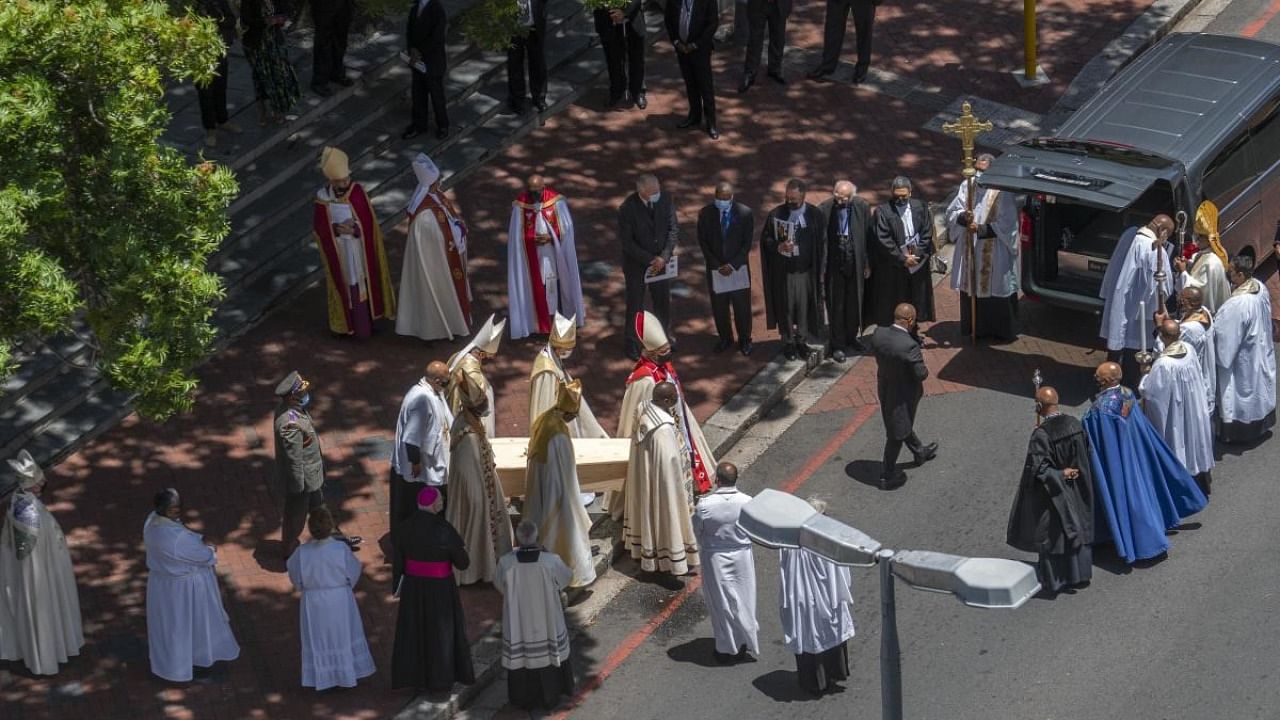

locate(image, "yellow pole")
[[1024, 0, 1037, 79]]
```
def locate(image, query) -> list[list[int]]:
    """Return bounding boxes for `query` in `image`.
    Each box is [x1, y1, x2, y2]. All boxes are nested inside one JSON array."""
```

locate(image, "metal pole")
[[878, 548, 903, 720], [1024, 0, 1037, 79]]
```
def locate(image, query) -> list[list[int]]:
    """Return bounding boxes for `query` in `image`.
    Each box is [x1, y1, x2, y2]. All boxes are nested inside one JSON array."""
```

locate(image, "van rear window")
[[1021, 138, 1174, 169]]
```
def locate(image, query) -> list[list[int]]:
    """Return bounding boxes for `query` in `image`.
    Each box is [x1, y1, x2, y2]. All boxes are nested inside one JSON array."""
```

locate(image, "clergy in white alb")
[[1214, 256, 1277, 443], [946, 154, 1020, 341], [495, 521, 576, 711], [0, 450, 83, 676], [691, 462, 758, 662], [1159, 287, 1217, 414], [286, 507, 375, 691], [447, 315, 514, 585], [523, 380, 596, 588], [779, 498, 854, 697], [1140, 320, 1216, 496], [391, 361, 453, 537], [397, 153, 472, 341], [508, 174, 585, 339], [144, 488, 240, 682], [1174, 201, 1231, 313], [1099, 215, 1175, 352], [622, 383, 700, 576]]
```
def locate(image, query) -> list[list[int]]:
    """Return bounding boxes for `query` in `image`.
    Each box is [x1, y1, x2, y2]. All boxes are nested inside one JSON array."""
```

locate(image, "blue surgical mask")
[[714, 198, 732, 211], [648, 192, 661, 204], [298, 392, 311, 408]]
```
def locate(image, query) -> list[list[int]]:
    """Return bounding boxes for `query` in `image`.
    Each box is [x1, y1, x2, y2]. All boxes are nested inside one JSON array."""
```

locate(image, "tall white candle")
[[1140, 300, 1147, 353]]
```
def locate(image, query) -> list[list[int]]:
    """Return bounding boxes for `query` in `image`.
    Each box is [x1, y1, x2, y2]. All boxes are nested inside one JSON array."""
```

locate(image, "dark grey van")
[[980, 33, 1280, 312]]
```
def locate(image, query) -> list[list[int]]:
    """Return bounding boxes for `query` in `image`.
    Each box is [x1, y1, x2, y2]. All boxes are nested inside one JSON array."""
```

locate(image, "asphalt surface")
[[1180, 0, 1280, 39], [558, 361, 1280, 720]]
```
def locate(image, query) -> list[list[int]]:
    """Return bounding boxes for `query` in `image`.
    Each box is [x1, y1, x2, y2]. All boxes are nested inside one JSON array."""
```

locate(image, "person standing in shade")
[[1213, 255, 1276, 443], [947, 153, 1019, 341], [397, 153, 472, 341], [1140, 320, 1215, 496], [241, 0, 301, 126], [806, 0, 878, 83], [618, 174, 679, 359], [696, 181, 755, 355], [870, 176, 935, 325], [390, 362, 453, 539], [310, 0, 355, 96], [594, 0, 647, 109], [865, 303, 936, 489], [403, 0, 450, 140], [193, 0, 242, 148], [507, 0, 549, 114], [665, 0, 720, 139], [821, 180, 872, 363], [144, 489, 241, 682], [1006, 386, 1095, 595], [779, 497, 853, 696], [286, 508, 375, 691], [391, 486, 476, 694], [761, 178, 826, 361], [738, 0, 790, 92], [495, 521, 576, 710], [692, 462, 758, 664]]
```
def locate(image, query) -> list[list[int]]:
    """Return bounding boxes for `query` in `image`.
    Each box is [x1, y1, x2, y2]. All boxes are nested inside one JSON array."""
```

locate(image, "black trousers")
[[601, 25, 646, 99], [197, 53, 230, 129], [826, 270, 862, 351], [312, 0, 353, 85], [507, 29, 548, 107], [411, 71, 449, 130], [625, 271, 671, 353], [676, 47, 716, 124], [816, 0, 875, 74], [882, 430, 924, 476], [709, 284, 752, 344], [744, 0, 788, 76], [282, 487, 325, 551]]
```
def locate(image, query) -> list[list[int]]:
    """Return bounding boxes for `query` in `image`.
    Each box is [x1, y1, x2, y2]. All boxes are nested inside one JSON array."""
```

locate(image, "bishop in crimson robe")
[[508, 175, 585, 339], [1214, 256, 1276, 443], [622, 383, 700, 576], [313, 146, 396, 337], [947, 156, 1019, 341], [1140, 320, 1215, 496], [397, 153, 472, 341]]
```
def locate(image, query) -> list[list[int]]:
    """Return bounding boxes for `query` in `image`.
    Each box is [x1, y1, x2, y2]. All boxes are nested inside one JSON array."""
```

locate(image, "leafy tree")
[[0, 0, 238, 420]]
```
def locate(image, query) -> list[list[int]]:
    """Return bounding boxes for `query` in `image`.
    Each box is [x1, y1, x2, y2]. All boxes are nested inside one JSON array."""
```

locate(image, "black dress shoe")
[[533, 99, 548, 112], [707, 125, 720, 140], [852, 66, 869, 84], [832, 349, 847, 364], [636, 92, 648, 109], [436, 126, 450, 139], [737, 74, 755, 93], [677, 116, 700, 129], [401, 125, 421, 140], [793, 342, 809, 359], [783, 345, 798, 361], [878, 470, 908, 490], [740, 339, 753, 356], [334, 76, 355, 88], [912, 442, 938, 464], [713, 338, 733, 353], [767, 70, 786, 84], [311, 82, 333, 97], [806, 67, 834, 81], [504, 102, 524, 115], [713, 650, 735, 665]]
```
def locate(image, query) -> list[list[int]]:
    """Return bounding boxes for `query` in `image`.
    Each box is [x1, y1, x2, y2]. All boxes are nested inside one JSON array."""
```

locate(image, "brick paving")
[[0, 0, 1184, 717]]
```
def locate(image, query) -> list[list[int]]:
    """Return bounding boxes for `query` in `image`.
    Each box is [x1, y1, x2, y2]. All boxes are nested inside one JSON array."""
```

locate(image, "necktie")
[[681, 0, 692, 41], [839, 208, 849, 235], [721, 209, 730, 234]]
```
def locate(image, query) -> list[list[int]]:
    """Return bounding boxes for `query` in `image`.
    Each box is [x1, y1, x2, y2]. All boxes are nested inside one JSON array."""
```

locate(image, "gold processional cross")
[[942, 102, 994, 344]]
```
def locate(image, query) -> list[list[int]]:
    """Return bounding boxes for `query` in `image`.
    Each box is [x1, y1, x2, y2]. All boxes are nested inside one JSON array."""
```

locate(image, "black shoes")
[[635, 92, 648, 109], [713, 338, 734, 353], [879, 470, 907, 490], [832, 349, 847, 364], [334, 76, 355, 88], [311, 82, 333, 97], [767, 70, 786, 84], [401, 125, 421, 140], [806, 67, 834, 82], [436, 126, 449, 139], [677, 116, 700, 129], [533, 98, 548, 112], [912, 442, 938, 465], [740, 339, 753, 356], [708, 125, 720, 140], [783, 344, 798, 361], [852, 66, 869, 84], [738, 73, 755, 93]]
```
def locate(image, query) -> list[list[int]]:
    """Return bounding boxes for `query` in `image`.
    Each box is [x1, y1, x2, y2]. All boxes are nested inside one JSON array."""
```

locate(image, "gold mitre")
[[550, 312, 577, 349], [475, 313, 506, 354], [635, 311, 668, 352], [1194, 201, 1228, 266], [556, 379, 583, 414], [320, 146, 350, 181]]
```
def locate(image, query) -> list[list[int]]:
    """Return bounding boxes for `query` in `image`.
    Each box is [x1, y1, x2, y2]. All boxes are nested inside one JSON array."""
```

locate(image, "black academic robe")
[[391, 510, 476, 691], [760, 202, 827, 336], [819, 196, 872, 344], [870, 199, 935, 324]]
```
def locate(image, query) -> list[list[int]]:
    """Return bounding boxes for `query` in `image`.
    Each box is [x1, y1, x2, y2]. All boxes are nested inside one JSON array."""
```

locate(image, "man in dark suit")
[[870, 176, 935, 326], [761, 178, 826, 361], [193, 0, 241, 148], [665, 0, 720, 139], [403, 0, 450, 140], [618, 174, 679, 358], [739, 0, 790, 92], [697, 181, 755, 356], [820, 180, 871, 363], [508, 0, 548, 114], [311, 0, 355, 96], [806, 0, 879, 84], [865, 303, 936, 489], [594, 0, 647, 109]]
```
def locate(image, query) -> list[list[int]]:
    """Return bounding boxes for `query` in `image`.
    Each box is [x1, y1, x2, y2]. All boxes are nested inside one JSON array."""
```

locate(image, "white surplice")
[[692, 487, 759, 656], [1179, 250, 1230, 314], [507, 195, 585, 339], [779, 547, 854, 655], [286, 538, 376, 690], [528, 346, 608, 440], [392, 380, 452, 487], [622, 404, 699, 575], [1140, 342, 1216, 476], [495, 547, 572, 670], [946, 178, 1020, 297], [524, 433, 596, 587], [0, 491, 83, 675], [143, 512, 240, 682], [1100, 226, 1174, 351], [397, 161, 471, 341], [1214, 278, 1277, 426]]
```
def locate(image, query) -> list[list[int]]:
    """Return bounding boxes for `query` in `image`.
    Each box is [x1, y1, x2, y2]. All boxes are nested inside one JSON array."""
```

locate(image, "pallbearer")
[[529, 312, 608, 440], [622, 383, 700, 576], [524, 380, 596, 588], [778, 497, 853, 696]]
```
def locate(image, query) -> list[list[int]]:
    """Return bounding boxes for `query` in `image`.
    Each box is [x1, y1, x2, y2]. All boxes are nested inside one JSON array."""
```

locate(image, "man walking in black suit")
[[865, 303, 936, 489], [697, 181, 755, 356], [403, 0, 450, 140], [820, 180, 871, 363], [619, 174, 679, 358], [311, 0, 355, 96], [739, 0, 790, 92], [508, 0, 549, 114], [665, 0, 720, 139], [806, 0, 879, 84], [595, 0, 648, 109]]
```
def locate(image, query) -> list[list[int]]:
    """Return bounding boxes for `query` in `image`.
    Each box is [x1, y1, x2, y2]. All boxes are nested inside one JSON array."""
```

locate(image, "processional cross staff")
[[942, 102, 994, 345]]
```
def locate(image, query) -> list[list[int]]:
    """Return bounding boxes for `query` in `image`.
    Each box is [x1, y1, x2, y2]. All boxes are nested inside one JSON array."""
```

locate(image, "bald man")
[[391, 361, 455, 534], [1100, 214, 1177, 383], [1007, 386, 1094, 594], [693, 461, 759, 662], [865, 303, 936, 489], [821, 180, 872, 362], [697, 181, 756, 355]]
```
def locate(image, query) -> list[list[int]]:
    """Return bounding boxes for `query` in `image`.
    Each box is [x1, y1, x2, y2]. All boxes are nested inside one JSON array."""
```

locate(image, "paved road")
[[1179, 0, 1280, 39]]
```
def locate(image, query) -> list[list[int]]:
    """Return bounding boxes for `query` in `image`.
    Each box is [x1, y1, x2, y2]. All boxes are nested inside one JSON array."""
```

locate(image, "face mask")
[[527, 186, 541, 197], [894, 197, 909, 207], [556, 348, 573, 360], [648, 192, 661, 204], [714, 198, 733, 211], [835, 198, 848, 208], [788, 202, 803, 211], [298, 392, 311, 408], [655, 352, 672, 364]]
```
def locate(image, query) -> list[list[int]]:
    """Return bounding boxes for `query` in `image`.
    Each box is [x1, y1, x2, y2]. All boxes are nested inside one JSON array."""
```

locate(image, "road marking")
[[553, 404, 877, 719], [1243, 0, 1280, 36]]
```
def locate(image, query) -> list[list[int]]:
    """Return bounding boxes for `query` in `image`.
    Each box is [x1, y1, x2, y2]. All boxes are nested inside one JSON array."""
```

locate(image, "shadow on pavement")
[[750, 669, 846, 702]]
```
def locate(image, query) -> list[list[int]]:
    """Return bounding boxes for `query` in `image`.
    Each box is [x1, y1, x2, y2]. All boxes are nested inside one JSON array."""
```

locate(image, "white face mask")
[[648, 192, 661, 204], [714, 198, 733, 211], [556, 348, 573, 360]]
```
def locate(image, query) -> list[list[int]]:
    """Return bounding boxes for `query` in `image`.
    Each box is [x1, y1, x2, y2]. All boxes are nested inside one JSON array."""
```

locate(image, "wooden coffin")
[[490, 437, 631, 498]]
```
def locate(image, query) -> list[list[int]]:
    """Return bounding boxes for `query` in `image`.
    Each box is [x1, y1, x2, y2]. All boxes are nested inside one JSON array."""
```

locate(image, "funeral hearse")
[[980, 33, 1280, 313]]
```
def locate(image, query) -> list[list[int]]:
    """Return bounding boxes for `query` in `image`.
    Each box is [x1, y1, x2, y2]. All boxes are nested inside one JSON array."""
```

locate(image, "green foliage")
[[458, 0, 526, 53], [0, 0, 239, 420], [581, 0, 629, 11]]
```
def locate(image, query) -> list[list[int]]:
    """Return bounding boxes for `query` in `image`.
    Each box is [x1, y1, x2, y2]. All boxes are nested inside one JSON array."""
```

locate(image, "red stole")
[[627, 358, 712, 494], [313, 184, 390, 318], [515, 188, 563, 334], [410, 191, 472, 320]]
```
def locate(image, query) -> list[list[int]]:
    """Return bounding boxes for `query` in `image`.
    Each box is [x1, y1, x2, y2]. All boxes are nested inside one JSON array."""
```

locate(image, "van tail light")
[[1019, 208, 1033, 249], [1019, 206, 1039, 303]]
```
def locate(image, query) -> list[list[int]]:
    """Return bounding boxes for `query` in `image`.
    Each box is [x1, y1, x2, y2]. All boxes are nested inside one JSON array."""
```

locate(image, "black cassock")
[[760, 202, 827, 339], [391, 509, 476, 692], [819, 196, 872, 351], [1006, 414, 1096, 593], [870, 199, 935, 324]]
